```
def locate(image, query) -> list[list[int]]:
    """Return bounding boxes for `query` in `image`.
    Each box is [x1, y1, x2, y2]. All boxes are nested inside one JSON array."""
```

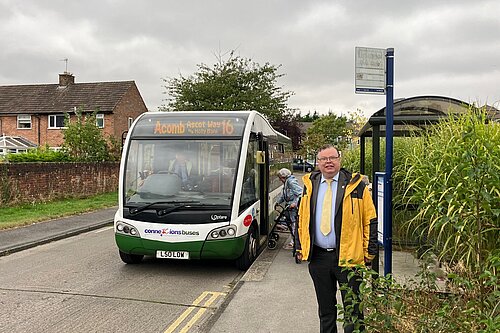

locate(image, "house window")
[[96, 113, 104, 128], [48, 114, 66, 129], [128, 117, 133, 129], [17, 115, 32, 129]]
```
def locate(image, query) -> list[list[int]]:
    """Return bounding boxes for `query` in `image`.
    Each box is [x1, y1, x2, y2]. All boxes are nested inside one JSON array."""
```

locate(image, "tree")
[[62, 108, 110, 161], [162, 53, 292, 117], [299, 114, 349, 157], [161, 52, 303, 148], [346, 108, 368, 140], [272, 109, 303, 151], [299, 110, 320, 122]]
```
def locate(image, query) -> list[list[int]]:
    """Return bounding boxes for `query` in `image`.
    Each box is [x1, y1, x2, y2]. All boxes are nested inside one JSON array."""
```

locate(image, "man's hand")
[[290, 203, 296, 209], [364, 257, 372, 266]]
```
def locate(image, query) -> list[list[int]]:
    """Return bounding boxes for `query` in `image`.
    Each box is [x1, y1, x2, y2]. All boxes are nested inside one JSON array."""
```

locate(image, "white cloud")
[[0, 0, 499, 114]]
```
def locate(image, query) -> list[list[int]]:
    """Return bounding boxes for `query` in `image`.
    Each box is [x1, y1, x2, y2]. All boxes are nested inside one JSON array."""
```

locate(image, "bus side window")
[[239, 140, 259, 210]]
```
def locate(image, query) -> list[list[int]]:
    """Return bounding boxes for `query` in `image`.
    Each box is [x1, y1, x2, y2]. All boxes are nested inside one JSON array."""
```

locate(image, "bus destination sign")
[[155, 119, 236, 136], [132, 115, 247, 137]]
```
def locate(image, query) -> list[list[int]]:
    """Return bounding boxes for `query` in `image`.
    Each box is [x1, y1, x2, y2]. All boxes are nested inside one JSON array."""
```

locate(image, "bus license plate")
[[156, 251, 189, 259]]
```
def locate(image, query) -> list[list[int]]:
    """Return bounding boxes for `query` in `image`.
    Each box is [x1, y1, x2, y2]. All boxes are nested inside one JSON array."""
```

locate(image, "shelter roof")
[[358, 95, 499, 137]]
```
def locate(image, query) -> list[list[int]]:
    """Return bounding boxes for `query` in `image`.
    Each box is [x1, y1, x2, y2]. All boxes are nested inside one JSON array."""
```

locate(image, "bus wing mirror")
[[256, 151, 265, 164]]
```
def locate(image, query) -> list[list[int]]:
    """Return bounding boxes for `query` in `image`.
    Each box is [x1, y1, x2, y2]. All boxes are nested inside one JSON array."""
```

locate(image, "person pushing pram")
[[275, 168, 302, 251]]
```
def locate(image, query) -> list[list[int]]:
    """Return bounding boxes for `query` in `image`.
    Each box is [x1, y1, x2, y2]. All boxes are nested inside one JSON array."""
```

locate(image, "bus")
[[114, 111, 292, 270]]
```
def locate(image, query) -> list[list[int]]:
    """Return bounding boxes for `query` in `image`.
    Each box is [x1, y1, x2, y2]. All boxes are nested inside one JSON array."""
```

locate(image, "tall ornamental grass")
[[342, 138, 421, 245], [339, 109, 499, 333], [398, 110, 499, 273]]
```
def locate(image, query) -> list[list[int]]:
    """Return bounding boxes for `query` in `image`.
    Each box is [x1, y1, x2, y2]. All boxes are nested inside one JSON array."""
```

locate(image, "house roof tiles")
[[0, 80, 135, 115]]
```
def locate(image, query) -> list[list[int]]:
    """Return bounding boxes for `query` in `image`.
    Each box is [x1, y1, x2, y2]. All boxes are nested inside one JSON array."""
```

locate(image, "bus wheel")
[[235, 226, 257, 270], [119, 250, 144, 264]]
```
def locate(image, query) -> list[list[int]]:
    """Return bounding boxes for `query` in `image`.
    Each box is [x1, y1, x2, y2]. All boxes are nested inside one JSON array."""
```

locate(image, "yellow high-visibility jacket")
[[297, 169, 378, 266]]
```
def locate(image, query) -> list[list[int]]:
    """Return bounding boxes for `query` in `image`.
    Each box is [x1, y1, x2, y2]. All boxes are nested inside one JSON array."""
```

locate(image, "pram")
[[268, 203, 301, 264]]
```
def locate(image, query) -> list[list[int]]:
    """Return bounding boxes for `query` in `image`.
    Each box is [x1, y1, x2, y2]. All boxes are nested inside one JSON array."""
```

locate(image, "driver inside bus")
[[169, 152, 193, 189]]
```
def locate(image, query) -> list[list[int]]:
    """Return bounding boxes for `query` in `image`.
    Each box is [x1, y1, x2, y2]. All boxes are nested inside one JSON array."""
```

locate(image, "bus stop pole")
[[384, 48, 394, 276]]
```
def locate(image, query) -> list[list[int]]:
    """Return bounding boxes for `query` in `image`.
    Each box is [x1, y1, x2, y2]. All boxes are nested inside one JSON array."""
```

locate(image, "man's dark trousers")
[[308, 247, 364, 333]]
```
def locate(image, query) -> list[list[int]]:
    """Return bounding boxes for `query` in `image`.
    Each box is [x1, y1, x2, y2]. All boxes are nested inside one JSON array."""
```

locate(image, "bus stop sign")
[[355, 47, 386, 95]]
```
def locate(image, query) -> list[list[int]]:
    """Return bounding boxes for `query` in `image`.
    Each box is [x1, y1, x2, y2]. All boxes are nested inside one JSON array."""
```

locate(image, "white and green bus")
[[114, 111, 292, 270]]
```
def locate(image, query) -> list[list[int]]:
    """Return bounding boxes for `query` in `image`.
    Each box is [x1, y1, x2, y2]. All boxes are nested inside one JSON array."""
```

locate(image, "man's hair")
[[317, 144, 341, 157]]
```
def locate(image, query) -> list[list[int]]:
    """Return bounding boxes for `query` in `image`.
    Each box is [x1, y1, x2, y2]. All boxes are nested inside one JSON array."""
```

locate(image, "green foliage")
[[271, 109, 303, 150], [300, 114, 348, 155], [162, 52, 292, 120], [338, 261, 499, 333], [336, 109, 499, 332], [161, 52, 302, 149], [299, 110, 320, 122], [62, 108, 111, 162], [106, 135, 123, 162], [6, 145, 72, 162], [399, 110, 500, 274], [341, 143, 372, 176], [0, 164, 11, 204]]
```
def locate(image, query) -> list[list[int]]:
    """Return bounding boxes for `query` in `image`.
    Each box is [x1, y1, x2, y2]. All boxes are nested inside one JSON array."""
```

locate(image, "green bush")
[[6, 146, 72, 162], [62, 108, 111, 162], [339, 260, 499, 333]]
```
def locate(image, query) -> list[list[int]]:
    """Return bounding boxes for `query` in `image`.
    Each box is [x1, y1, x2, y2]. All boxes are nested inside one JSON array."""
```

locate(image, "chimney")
[[59, 72, 75, 86]]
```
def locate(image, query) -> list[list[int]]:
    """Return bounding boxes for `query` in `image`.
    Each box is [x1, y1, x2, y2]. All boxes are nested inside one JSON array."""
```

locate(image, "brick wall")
[[0, 162, 119, 205], [112, 84, 148, 138]]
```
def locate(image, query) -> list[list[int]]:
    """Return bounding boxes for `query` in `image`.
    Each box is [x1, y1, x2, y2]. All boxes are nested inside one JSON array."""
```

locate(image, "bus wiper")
[[126, 200, 200, 215]]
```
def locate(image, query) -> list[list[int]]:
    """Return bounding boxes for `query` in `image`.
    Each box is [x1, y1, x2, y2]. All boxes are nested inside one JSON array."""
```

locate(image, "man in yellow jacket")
[[296, 144, 377, 333]]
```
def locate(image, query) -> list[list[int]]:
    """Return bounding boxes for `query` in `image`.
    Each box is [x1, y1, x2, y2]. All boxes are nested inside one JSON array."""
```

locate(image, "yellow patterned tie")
[[320, 179, 333, 236]]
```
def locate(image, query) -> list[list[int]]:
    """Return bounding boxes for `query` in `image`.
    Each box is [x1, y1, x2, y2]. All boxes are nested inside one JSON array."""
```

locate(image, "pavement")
[[0, 208, 422, 333]]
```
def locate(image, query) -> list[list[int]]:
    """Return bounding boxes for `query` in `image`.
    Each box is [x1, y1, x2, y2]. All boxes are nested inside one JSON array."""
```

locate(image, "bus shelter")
[[356, 95, 499, 181]]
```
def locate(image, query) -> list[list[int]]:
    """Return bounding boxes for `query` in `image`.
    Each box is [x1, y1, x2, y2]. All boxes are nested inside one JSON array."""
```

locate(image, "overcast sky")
[[1, 0, 499, 117]]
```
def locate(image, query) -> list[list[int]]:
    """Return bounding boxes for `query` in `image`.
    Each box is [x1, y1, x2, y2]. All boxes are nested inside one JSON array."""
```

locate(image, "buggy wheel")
[[236, 225, 258, 270], [268, 239, 277, 250], [271, 232, 279, 241], [119, 250, 143, 264]]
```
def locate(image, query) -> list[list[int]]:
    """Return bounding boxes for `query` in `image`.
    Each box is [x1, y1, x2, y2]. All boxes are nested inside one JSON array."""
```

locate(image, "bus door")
[[257, 133, 270, 237]]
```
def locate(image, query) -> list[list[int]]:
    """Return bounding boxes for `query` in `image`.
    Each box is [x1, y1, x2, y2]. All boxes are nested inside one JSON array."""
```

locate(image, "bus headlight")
[[207, 225, 237, 240], [116, 221, 140, 237]]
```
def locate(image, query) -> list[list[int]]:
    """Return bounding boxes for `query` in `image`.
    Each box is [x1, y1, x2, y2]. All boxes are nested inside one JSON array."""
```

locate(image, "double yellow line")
[[164, 291, 225, 333]]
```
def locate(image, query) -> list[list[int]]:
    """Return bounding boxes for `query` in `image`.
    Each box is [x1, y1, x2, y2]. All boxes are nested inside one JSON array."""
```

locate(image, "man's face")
[[317, 147, 341, 179]]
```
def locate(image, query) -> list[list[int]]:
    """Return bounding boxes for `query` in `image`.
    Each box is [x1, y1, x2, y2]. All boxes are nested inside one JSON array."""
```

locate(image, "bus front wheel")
[[235, 226, 257, 271], [119, 250, 144, 264]]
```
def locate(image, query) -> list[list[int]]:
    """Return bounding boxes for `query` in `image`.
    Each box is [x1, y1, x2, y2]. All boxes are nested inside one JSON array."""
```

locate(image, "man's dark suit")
[[304, 169, 365, 333]]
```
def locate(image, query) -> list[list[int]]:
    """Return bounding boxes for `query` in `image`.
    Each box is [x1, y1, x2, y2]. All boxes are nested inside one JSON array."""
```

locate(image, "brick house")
[[0, 73, 148, 152]]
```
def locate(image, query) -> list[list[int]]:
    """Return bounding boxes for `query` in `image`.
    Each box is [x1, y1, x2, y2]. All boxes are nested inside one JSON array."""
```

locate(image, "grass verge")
[[0, 192, 117, 230]]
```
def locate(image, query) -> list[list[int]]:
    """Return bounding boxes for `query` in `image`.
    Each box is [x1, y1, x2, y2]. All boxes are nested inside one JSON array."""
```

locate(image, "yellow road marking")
[[164, 291, 225, 333]]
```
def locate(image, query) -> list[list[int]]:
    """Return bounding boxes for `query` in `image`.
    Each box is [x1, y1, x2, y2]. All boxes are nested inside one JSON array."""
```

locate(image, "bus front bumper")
[[115, 233, 247, 260]]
